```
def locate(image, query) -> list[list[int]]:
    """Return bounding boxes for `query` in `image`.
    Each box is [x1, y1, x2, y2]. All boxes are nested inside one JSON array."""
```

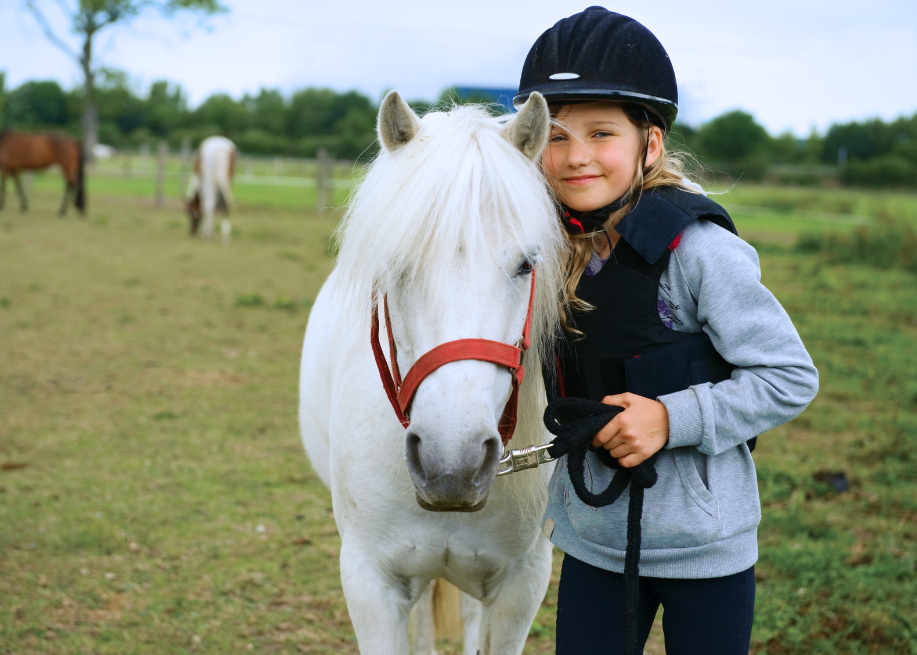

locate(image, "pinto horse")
[[299, 92, 563, 654], [186, 136, 236, 243], [0, 131, 85, 215]]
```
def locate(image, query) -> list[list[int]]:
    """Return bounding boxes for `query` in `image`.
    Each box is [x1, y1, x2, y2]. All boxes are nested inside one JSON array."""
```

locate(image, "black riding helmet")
[[514, 6, 678, 132]]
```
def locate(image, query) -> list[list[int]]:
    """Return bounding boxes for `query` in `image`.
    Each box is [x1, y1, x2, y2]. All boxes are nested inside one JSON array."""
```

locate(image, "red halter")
[[370, 269, 536, 446]]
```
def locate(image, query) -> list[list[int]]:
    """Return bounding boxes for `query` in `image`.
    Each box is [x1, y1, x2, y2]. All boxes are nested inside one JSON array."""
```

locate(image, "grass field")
[[1, 177, 916, 654]]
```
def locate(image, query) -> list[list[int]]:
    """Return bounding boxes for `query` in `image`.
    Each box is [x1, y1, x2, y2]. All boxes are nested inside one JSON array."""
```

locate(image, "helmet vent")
[[548, 72, 580, 80]]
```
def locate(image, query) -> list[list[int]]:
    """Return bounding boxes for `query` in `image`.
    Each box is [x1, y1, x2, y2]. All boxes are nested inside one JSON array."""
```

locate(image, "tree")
[[191, 93, 250, 135], [769, 132, 803, 164], [287, 88, 338, 139], [145, 80, 186, 137], [26, 0, 226, 159], [696, 110, 770, 164], [247, 88, 286, 135], [6, 80, 71, 127]]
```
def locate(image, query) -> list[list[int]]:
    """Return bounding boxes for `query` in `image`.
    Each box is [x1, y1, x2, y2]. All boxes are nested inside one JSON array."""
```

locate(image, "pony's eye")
[[516, 259, 534, 276]]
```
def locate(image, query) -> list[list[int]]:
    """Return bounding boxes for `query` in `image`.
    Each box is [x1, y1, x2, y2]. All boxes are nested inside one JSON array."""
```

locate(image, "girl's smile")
[[564, 175, 601, 185]]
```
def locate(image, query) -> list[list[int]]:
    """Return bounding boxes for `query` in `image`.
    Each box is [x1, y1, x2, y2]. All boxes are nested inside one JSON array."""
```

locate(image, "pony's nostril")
[[404, 432, 428, 482], [471, 436, 502, 485]]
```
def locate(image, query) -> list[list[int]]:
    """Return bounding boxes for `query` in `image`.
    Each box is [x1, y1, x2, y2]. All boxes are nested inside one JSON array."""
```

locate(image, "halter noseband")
[[370, 269, 537, 446]]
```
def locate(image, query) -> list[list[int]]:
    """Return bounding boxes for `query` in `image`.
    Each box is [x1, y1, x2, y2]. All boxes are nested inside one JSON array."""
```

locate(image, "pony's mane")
[[336, 105, 567, 499]]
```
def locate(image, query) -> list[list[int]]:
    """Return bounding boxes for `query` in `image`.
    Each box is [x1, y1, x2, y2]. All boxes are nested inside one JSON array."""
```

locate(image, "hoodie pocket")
[[672, 448, 716, 517], [565, 450, 721, 551]]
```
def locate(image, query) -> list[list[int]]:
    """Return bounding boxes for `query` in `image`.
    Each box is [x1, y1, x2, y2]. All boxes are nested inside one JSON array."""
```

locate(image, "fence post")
[[155, 141, 167, 208], [316, 148, 330, 210], [180, 138, 191, 190]]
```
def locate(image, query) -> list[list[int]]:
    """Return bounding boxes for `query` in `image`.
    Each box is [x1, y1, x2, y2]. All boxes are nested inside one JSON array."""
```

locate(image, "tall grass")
[[797, 213, 917, 273]]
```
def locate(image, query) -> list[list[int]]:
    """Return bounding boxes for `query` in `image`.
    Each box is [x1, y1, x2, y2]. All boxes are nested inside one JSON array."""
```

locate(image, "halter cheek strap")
[[370, 269, 537, 445]]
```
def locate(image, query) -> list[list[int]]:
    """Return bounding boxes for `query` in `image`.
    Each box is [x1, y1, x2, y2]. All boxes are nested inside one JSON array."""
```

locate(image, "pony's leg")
[[13, 173, 27, 212], [339, 540, 412, 655], [0, 173, 6, 210], [217, 179, 233, 245], [200, 190, 216, 240], [59, 183, 73, 216], [473, 543, 552, 655], [410, 580, 438, 655], [460, 592, 482, 655]]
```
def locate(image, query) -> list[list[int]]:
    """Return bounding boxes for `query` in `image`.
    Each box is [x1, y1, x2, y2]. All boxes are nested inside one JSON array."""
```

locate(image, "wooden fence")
[[90, 141, 362, 210]]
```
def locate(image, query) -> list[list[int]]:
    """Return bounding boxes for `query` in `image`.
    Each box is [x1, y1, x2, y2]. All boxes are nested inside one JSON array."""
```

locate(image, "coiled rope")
[[544, 397, 659, 655]]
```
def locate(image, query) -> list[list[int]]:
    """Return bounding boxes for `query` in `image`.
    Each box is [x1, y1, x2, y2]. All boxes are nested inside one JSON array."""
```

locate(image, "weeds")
[[235, 294, 312, 311], [234, 293, 265, 307], [797, 214, 917, 273]]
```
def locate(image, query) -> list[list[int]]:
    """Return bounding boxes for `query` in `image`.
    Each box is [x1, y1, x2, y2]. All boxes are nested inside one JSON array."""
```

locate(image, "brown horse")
[[0, 131, 85, 216]]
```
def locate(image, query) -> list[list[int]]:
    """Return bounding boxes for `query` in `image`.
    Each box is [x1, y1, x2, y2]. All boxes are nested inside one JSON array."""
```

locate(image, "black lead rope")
[[544, 397, 659, 655]]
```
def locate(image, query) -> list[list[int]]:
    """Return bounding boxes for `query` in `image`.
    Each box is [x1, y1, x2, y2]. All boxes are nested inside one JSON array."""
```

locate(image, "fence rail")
[[89, 143, 363, 209]]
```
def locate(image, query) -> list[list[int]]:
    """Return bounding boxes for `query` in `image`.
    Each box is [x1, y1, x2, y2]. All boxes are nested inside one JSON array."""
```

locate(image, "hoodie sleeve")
[[657, 219, 819, 456]]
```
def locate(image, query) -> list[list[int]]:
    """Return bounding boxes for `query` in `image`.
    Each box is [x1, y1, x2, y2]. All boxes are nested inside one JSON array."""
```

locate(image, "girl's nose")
[[566, 138, 592, 167]]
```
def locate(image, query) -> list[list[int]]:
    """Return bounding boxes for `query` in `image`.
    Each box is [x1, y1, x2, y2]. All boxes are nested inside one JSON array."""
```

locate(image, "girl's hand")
[[592, 393, 670, 468]]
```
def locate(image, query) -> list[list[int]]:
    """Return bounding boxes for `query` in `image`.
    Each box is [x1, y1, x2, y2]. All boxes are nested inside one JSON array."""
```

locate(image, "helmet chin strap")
[[641, 107, 652, 175]]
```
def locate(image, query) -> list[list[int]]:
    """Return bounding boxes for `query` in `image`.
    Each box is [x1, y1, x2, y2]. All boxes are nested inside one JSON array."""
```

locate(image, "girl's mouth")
[[564, 175, 600, 186]]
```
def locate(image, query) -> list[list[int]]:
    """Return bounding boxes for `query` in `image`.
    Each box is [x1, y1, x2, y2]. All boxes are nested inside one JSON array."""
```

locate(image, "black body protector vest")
[[546, 187, 757, 451]]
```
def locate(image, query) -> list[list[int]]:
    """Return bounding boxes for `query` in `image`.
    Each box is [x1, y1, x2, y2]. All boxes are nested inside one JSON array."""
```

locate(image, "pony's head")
[[336, 91, 565, 511], [185, 168, 203, 235], [186, 192, 202, 235]]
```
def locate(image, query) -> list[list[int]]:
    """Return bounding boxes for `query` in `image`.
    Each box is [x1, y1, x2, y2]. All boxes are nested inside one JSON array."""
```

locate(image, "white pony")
[[298, 91, 566, 655], [185, 136, 236, 243]]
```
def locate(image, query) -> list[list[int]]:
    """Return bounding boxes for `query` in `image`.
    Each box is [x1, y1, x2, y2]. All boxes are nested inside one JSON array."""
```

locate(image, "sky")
[[2, 0, 916, 136]]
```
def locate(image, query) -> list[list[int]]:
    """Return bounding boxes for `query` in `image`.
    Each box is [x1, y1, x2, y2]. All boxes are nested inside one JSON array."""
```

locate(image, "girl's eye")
[[516, 259, 534, 276], [594, 131, 613, 138], [549, 134, 567, 143]]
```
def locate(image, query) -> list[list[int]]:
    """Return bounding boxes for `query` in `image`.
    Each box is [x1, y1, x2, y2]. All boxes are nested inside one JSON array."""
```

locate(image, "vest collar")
[[615, 187, 736, 264]]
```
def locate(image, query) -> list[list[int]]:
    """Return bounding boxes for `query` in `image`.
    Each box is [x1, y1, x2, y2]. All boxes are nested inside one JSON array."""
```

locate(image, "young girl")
[[513, 7, 819, 654]]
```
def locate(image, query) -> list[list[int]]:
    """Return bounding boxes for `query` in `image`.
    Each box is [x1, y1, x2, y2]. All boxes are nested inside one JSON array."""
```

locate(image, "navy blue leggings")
[[556, 554, 755, 655]]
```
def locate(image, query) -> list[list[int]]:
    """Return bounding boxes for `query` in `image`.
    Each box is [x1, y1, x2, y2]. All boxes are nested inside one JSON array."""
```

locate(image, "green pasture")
[[1, 180, 916, 654]]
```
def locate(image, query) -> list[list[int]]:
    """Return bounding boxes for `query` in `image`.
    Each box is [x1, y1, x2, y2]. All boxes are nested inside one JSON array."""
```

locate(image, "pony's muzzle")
[[404, 428, 502, 511]]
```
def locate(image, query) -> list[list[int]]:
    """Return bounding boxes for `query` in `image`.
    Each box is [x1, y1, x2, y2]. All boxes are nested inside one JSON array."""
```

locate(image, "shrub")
[[796, 217, 917, 272], [841, 155, 917, 188], [233, 129, 289, 157]]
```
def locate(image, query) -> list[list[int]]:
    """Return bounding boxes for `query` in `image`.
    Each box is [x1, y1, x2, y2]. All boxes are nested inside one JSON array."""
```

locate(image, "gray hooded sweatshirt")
[[543, 217, 819, 579]]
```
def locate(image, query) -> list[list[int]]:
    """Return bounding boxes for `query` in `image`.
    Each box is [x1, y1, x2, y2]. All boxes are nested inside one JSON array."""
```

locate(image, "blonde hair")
[[547, 105, 701, 326]]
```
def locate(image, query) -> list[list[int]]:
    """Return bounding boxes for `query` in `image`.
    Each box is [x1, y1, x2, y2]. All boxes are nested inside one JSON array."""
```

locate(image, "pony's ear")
[[500, 92, 549, 161], [378, 91, 421, 152]]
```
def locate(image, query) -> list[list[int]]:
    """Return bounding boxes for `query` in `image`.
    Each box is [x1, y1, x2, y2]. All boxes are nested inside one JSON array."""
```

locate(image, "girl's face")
[[542, 102, 661, 212]]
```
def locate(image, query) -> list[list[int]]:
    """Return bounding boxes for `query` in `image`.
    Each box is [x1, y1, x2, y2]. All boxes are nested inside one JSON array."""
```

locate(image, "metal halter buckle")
[[496, 443, 555, 476]]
